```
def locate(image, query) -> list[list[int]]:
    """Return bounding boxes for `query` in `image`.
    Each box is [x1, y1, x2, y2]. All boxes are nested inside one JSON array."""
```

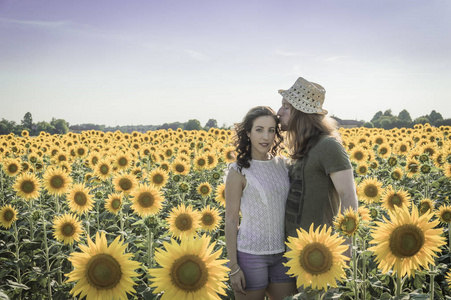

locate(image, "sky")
[[1, 0, 450, 128]]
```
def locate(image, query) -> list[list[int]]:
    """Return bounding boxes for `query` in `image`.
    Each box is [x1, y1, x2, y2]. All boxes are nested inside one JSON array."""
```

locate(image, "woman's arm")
[[225, 168, 246, 294], [330, 168, 358, 212]]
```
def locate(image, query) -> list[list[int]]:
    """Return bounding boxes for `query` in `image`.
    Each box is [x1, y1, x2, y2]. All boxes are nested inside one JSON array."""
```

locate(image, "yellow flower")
[[376, 143, 391, 158], [199, 205, 222, 232], [390, 167, 404, 181], [105, 193, 123, 215], [13, 172, 41, 200], [205, 152, 218, 169], [197, 181, 212, 197], [2, 158, 22, 177], [149, 234, 229, 300], [43, 167, 73, 196], [94, 158, 113, 181], [130, 184, 164, 217], [381, 186, 411, 212], [419, 198, 434, 215], [113, 152, 133, 171], [333, 207, 359, 237], [193, 154, 208, 171], [147, 168, 169, 189], [167, 204, 201, 240], [358, 205, 371, 223], [113, 172, 138, 195], [436, 204, 451, 224], [284, 224, 349, 291], [355, 163, 369, 176], [215, 183, 225, 207], [67, 183, 94, 214], [357, 177, 384, 204], [442, 163, 451, 178], [171, 158, 190, 176], [66, 232, 141, 300], [368, 205, 446, 278], [349, 146, 368, 163], [53, 213, 83, 245], [0, 204, 18, 229], [446, 271, 451, 289], [405, 159, 420, 178]]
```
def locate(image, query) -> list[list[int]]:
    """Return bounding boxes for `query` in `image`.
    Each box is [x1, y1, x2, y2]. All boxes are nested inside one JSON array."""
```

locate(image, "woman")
[[225, 106, 297, 300], [277, 77, 358, 242]]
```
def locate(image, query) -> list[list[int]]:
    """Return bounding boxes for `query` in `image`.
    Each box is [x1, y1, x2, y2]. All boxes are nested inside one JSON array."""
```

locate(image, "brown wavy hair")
[[286, 107, 342, 160], [233, 106, 283, 171]]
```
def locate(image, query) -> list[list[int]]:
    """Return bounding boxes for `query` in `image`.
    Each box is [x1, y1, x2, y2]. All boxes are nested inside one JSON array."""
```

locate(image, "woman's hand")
[[230, 268, 246, 295]]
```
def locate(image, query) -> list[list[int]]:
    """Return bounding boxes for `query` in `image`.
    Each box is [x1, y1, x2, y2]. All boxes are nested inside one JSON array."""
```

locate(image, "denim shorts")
[[236, 251, 295, 291]]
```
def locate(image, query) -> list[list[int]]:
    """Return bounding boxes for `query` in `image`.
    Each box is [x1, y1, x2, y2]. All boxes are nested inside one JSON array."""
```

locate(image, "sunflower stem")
[[13, 221, 22, 285], [361, 238, 367, 300], [352, 235, 358, 300], [429, 263, 436, 300], [41, 211, 53, 299], [395, 271, 402, 297], [448, 223, 451, 252], [147, 227, 154, 268], [28, 200, 34, 241]]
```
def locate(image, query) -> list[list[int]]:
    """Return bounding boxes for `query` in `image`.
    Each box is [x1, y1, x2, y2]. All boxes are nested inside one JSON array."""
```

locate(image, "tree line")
[[1, 109, 450, 136]]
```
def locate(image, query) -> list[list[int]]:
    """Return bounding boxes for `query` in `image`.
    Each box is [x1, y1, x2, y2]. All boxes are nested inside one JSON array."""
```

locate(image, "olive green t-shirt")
[[285, 135, 352, 239]]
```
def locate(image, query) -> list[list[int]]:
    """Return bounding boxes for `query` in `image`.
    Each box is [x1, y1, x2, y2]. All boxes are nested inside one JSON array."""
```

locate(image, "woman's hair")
[[233, 106, 283, 170], [286, 107, 342, 160]]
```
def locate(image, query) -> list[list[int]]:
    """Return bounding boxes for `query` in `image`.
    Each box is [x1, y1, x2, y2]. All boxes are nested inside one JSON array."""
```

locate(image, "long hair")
[[286, 107, 342, 160], [233, 106, 283, 171]]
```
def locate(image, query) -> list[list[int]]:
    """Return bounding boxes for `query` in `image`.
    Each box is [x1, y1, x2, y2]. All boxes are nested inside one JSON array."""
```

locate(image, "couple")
[[225, 77, 359, 300]]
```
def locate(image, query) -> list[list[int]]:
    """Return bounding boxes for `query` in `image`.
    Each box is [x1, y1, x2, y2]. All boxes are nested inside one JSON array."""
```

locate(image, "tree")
[[50, 118, 69, 134], [36, 121, 54, 134], [21, 112, 33, 131], [371, 111, 383, 123], [383, 109, 393, 117], [184, 119, 202, 131], [0, 119, 17, 135], [363, 122, 374, 128], [414, 117, 430, 125], [398, 109, 412, 122], [204, 119, 218, 129], [428, 110, 443, 125]]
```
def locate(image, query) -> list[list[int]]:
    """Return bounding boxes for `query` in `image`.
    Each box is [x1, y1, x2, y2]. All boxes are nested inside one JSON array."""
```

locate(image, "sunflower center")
[[111, 198, 121, 210], [74, 192, 87, 206], [100, 165, 109, 175], [200, 186, 210, 195], [170, 254, 208, 292], [118, 157, 128, 167], [391, 171, 401, 180], [364, 184, 378, 198], [119, 178, 132, 191], [175, 213, 193, 231], [341, 217, 357, 234], [86, 253, 122, 290], [21, 180, 35, 194], [389, 224, 425, 258], [299, 242, 333, 275], [202, 213, 214, 226], [4, 210, 14, 222], [400, 145, 407, 152], [175, 164, 185, 173], [62, 223, 75, 236], [8, 164, 18, 173], [138, 192, 154, 208], [197, 159, 206, 167], [153, 174, 164, 184], [389, 194, 402, 207], [354, 152, 364, 160], [51, 175, 64, 189]]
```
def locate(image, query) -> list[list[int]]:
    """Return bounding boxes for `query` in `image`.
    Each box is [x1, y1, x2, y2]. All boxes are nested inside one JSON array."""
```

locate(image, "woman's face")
[[277, 98, 291, 131], [247, 115, 276, 160]]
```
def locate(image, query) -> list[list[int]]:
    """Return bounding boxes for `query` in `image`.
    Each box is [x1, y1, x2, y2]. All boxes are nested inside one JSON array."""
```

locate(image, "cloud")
[[0, 17, 69, 28], [275, 49, 310, 57], [184, 49, 210, 62], [325, 55, 351, 62]]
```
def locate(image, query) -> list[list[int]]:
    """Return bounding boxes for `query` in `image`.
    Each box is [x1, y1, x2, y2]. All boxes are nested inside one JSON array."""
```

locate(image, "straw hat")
[[278, 77, 328, 114]]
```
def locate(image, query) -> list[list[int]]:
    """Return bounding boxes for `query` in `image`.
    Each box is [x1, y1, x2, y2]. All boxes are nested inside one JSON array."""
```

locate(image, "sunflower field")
[[0, 124, 450, 300]]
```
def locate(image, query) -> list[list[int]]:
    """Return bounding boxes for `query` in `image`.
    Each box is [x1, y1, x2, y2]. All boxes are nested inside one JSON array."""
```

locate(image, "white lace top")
[[229, 156, 290, 255]]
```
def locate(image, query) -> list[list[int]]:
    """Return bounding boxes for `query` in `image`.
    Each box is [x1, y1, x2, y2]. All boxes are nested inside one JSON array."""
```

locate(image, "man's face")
[[277, 98, 291, 131]]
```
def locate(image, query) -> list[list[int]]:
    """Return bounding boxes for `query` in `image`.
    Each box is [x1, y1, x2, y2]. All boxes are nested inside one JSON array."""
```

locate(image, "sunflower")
[[446, 271, 451, 289], [387, 156, 398, 167], [43, 167, 73, 196], [2, 158, 22, 177], [395, 141, 410, 155], [355, 163, 369, 176], [66, 231, 141, 300], [149, 234, 229, 300], [67, 183, 95, 214], [223, 146, 236, 164], [105, 193, 123, 215], [214, 184, 226, 208], [443, 163, 451, 178], [357, 177, 384, 204], [284, 224, 349, 291], [368, 205, 446, 278], [333, 207, 359, 237], [171, 158, 190, 176], [94, 158, 114, 181], [349, 146, 368, 163], [113, 152, 133, 171], [113, 172, 138, 195], [390, 167, 404, 181], [130, 184, 164, 217], [436, 204, 451, 224], [420, 163, 432, 175], [358, 205, 371, 223], [13, 172, 41, 200], [147, 168, 169, 189], [205, 153, 218, 170], [376, 143, 391, 158], [53, 213, 83, 245], [405, 159, 420, 178], [197, 181, 212, 197], [199, 205, 222, 232], [381, 186, 411, 212], [418, 198, 434, 215], [179, 182, 191, 194], [167, 204, 201, 239], [193, 154, 208, 171], [0, 204, 18, 229]]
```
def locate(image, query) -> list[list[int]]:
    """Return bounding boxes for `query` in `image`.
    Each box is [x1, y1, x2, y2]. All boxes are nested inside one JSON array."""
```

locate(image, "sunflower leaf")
[[6, 280, 29, 290]]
